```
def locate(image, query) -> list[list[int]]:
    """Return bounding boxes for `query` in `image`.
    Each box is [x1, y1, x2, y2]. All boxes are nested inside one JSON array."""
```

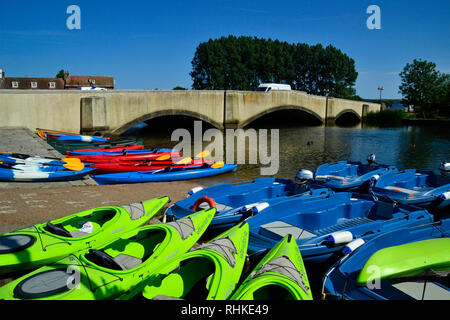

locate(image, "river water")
[[123, 118, 450, 188]]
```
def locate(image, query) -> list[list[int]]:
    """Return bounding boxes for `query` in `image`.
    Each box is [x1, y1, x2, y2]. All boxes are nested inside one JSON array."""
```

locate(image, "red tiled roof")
[[65, 75, 114, 88], [1, 78, 64, 89]]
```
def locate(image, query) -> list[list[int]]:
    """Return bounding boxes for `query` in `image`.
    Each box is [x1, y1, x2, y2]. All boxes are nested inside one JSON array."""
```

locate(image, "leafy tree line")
[[399, 59, 449, 118], [190, 35, 358, 99]]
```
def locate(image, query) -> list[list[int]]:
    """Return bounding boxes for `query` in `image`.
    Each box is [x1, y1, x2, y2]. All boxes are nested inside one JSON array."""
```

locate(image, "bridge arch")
[[240, 105, 324, 128], [111, 109, 223, 135], [334, 109, 362, 125]]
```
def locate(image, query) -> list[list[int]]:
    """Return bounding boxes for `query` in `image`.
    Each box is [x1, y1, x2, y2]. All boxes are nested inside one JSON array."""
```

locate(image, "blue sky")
[[0, 0, 448, 98]]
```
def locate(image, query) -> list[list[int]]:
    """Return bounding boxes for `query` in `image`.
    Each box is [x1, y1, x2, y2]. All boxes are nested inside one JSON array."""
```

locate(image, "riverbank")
[[0, 127, 97, 189], [402, 118, 450, 126], [0, 127, 209, 287]]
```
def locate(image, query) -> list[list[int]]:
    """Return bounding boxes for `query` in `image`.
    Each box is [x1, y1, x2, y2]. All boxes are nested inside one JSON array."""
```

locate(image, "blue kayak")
[[57, 135, 109, 143], [68, 148, 176, 156], [92, 164, 238, 184], [322, 219, 450, 300], [371, 169, 450, 209], [246, 192, 433, 264], [0, 154, 66, 166], [0, 164, 96, 182], [165, 177, 332, 230], [314, 160, 398, 192]]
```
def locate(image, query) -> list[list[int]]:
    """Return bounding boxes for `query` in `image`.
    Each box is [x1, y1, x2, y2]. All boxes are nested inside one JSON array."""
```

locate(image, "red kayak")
[[91, 160, 213, 174], [68, 151, 181, 163], [66, 144, 145, 155]]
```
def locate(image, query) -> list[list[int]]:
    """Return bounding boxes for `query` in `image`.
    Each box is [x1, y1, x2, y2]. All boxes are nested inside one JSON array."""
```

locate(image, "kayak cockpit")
[[43, 209, 118, 238], [83, 228, 167, 271], [143, 256, 216, 300]]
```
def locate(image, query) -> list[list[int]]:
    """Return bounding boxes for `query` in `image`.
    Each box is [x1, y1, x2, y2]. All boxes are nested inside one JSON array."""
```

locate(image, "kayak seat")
[[259, 221, 316, 241], [69, 230, 91, 238], [314, 217, 373, 236], [44, 222, 73, 238], [198, 202, 232, 212], [113, 254, 143, 270], [367, 201, 395, 220], [57, 210, 116, 236]]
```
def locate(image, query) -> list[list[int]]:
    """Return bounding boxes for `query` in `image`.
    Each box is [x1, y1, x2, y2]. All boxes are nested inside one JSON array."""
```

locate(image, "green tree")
[[56, 69, 65, 79], [173, 86, 187, 90], [399, 59, 448, 118], [190, 35, 358, 97]]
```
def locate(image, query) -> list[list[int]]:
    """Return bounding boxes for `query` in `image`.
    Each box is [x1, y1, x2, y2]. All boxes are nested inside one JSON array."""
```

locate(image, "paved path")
[[0, 127, 211, 287], [0, 127, 97, 188]]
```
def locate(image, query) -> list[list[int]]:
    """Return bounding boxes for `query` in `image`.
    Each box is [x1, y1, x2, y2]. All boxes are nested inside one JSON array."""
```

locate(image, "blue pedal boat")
[[314, 160, 398, 192], [371, 169, 450, 210], [322, 219, 450, 300], [246, 192, 433, 264], [165, 177, 333, 230]]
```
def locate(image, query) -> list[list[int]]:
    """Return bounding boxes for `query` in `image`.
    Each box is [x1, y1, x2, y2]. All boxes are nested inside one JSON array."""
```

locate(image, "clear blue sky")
[[1, 0, 449, 99]]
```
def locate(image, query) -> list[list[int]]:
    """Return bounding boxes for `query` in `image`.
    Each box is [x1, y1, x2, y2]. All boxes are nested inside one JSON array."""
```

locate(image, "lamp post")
[[377, 86, 384, 106]]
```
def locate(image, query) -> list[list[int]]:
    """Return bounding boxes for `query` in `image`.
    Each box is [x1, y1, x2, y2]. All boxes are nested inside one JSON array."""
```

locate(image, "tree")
[[56, 69, 65, 79], [190, 35, 358, 98], [173, 86, 187, 90], [399, 59, 448, 118]]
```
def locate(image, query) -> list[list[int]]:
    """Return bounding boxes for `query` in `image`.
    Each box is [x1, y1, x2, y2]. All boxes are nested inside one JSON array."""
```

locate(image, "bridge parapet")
[[0, 89, 381, 134]]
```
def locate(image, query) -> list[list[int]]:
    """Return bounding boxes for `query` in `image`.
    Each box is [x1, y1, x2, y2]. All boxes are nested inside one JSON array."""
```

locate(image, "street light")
[[377, 86, 384, 105]]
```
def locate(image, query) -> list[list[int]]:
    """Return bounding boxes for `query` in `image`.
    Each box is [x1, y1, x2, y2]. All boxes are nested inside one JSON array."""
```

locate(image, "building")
[[0, 68, 114, 90], [0, 69, 64, 90], [64, 72, 114, 90]]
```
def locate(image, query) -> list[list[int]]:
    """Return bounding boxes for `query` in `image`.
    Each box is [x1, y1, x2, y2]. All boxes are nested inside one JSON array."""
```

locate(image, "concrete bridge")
[[0, 90, 380, 134]]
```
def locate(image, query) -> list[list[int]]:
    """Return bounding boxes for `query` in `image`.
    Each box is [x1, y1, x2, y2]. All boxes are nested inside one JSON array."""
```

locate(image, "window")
[[31, 81, 37, 89], [49, 82, 56, 89], [12, 81, 19, 88]]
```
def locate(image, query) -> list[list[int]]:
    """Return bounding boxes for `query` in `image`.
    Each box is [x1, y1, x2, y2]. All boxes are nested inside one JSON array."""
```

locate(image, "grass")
[[364, 109, 405, 126]]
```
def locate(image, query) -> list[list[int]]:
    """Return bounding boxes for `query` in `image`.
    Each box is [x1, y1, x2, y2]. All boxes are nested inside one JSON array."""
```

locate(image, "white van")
[[78, 86, 107, 91], [256, 83, 291, 92]]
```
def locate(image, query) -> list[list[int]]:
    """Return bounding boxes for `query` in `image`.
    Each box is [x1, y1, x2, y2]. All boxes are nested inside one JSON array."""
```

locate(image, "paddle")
[[62, 161, 85, 171], [210, 161, 225, 169], [153, 150, 211, 165], [174, 150, 211, 165], [150, 160, 224, 174], [0, 158, 84, 171]]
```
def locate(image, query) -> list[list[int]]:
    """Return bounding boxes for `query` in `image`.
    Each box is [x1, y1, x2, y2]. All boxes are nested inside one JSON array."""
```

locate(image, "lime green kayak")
[[230, 234, 313, 300], [140, 221, 249, 300], [0, 208, 215, 300], [357, 238, 450, 285], [0, 197, 168, 275]]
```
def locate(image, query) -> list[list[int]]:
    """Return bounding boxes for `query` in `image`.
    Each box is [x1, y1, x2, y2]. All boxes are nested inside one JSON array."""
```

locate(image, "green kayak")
[[140, 221, 249, 300], [0, 208, 215, 300], [230, 234, 313, 300], [357, 238, 450, 285], [0, 196, 168, 275]]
